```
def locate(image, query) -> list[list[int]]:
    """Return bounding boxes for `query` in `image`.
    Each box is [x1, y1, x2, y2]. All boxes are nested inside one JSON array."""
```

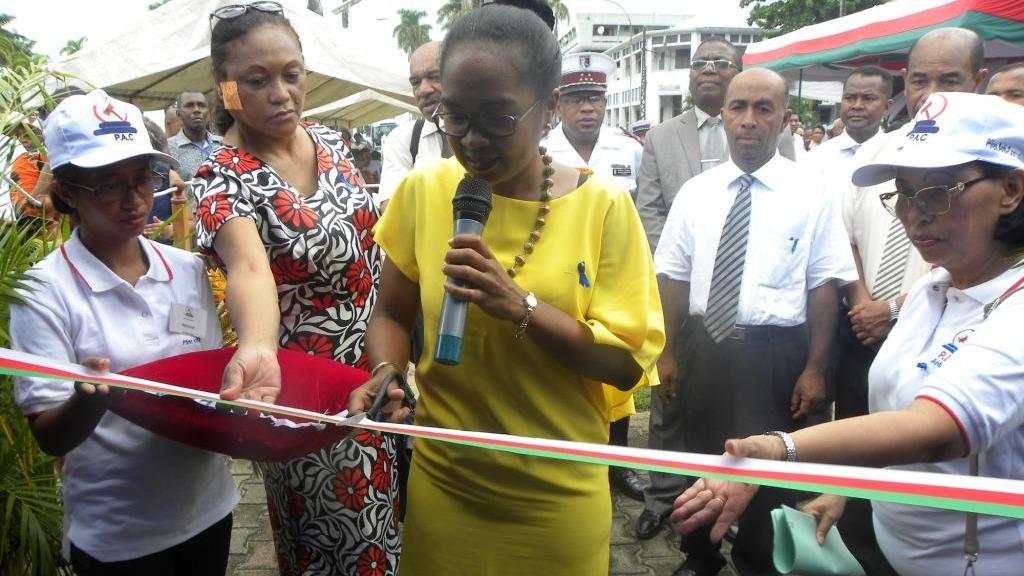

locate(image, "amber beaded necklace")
[[506, 147, 555, 278]]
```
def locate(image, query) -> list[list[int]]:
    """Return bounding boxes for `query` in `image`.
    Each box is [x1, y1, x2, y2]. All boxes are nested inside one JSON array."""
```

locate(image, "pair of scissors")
[[342, 367, 416, 443]]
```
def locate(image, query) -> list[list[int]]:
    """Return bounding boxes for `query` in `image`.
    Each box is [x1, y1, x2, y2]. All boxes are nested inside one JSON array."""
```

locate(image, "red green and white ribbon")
[[4, 347, 1024, 519]]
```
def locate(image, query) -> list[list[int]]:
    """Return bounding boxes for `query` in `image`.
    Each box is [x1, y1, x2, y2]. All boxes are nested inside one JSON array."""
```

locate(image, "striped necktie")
[[705, 174, 755, 343], [872, 216, 911, 300]]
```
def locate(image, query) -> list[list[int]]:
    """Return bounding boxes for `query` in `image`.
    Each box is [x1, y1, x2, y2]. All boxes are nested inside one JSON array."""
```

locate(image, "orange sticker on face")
[[220, 81, 243, 110]]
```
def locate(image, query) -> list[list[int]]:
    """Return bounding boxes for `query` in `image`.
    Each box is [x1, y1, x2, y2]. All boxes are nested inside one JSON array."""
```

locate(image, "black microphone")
[[434, 176, 493, 366]]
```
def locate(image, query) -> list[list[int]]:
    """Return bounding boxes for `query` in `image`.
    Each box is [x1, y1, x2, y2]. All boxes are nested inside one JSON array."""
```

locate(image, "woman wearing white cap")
[[671, 92, 1024, 574], [9, 89, 237, 574]]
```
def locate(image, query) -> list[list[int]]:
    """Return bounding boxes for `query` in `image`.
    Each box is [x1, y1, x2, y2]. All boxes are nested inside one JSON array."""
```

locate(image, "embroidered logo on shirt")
[[918, 328, 974, 370]]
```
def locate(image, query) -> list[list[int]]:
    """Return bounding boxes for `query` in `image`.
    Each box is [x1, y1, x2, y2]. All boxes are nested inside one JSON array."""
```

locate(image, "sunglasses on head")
[[210, 1, 283, 27]]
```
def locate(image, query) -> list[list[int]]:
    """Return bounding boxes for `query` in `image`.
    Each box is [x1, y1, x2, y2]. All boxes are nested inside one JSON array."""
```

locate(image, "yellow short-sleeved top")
[[376, 157, 663, 499]]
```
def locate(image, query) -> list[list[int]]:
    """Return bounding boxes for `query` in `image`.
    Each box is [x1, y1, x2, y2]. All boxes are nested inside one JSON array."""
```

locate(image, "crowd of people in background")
[[5, 0, 1024, 575]]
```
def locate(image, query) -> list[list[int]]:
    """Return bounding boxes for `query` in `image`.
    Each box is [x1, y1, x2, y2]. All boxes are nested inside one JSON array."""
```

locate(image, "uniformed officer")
[[542, 52, 644, 199]]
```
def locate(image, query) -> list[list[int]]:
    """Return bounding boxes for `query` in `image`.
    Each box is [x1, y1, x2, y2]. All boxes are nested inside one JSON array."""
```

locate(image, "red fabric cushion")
[[112, 347, 366, 461]]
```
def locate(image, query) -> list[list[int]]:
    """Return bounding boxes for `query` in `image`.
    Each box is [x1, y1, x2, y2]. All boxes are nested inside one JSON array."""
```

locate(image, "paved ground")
[[228, 410, 736, 575]]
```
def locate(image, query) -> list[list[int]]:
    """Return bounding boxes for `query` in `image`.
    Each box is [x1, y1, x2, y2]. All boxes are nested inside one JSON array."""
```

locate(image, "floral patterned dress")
[[192, 123, 400, 575]]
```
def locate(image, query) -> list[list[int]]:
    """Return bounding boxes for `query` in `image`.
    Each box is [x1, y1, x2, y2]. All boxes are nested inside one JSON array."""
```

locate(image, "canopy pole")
[[797, 68, 803, 118]]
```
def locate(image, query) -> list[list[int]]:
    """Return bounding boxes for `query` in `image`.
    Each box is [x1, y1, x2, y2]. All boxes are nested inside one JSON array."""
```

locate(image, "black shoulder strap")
[[410, 118, 425, 164]]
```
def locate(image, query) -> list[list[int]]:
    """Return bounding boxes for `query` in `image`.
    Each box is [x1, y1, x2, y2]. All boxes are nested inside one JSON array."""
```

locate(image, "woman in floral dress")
[[191, 5, 398, 575]]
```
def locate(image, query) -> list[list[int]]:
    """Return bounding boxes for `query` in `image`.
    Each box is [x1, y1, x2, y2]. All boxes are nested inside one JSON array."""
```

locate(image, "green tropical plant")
[[0, 39, 73, 576], [58, 38, 85, 57], [0, 14, 43, 69], [393, 9, 432, 58], [436, 0, 482, 32]]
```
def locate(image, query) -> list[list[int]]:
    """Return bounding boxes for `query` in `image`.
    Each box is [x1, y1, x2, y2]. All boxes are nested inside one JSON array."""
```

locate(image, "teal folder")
[[771, 505, 866, 576]]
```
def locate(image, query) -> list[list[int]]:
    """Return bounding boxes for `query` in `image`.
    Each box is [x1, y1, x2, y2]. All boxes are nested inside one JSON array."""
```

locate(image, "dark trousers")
[[833, 312, 900, 576], [70, 513, 232, 576], [679, 319, 809, 576]]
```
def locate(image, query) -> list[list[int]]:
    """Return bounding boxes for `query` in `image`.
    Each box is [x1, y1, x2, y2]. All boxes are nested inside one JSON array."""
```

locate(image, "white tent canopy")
[[303, 89, 419, 128], [53, 0, 414, 112]]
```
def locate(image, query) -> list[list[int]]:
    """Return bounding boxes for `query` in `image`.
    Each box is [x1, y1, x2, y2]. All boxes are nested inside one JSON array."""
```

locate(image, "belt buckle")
[[729, 326, 746, 340]]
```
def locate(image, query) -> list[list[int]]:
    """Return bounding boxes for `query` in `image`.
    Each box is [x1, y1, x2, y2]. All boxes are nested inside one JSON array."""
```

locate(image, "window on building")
[[674, 47, 691, 69], [741, 34, 752, 43], [593, 24, 615, 37], [653, 35, 663, 45], [667, 34, 679, 44], [658, 51, 666, 70]]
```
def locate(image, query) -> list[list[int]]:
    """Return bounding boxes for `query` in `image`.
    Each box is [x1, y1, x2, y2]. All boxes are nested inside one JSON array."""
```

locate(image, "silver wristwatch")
[[764, 431, 797, 462]]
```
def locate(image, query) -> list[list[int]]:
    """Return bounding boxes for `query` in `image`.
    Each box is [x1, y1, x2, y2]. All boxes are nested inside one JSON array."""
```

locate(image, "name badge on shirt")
[[169, 303, 208, 339], [612, 164, 633, 177]]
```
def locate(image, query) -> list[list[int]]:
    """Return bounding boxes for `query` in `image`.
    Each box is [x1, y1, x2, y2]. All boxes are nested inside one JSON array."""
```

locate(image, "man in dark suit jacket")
[[635, 36, 741, 544]]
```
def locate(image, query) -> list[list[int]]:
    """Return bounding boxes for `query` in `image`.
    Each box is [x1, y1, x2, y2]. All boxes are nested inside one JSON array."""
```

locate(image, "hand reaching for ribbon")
[[670, 434, 785, 540]]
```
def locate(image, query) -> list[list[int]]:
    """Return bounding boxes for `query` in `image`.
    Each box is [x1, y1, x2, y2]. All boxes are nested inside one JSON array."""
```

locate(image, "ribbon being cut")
[[3, 346, 1024, 519]]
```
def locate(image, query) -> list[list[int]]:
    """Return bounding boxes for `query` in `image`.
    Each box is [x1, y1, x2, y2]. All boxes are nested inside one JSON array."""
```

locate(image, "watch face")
[[525, 293, 538, 307]]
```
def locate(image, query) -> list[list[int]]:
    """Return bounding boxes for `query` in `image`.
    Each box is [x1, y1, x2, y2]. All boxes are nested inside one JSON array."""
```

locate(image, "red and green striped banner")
[[744, 0, 1024, 70], [4, 347, 1024, 519]]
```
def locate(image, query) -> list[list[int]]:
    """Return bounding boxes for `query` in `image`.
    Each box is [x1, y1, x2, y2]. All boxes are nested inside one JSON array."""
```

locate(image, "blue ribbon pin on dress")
[[577, 261, 591, 288]]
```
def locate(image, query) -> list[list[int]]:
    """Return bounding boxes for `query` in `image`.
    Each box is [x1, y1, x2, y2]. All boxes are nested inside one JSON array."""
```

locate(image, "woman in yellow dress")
[[357, 5, 664, 574]]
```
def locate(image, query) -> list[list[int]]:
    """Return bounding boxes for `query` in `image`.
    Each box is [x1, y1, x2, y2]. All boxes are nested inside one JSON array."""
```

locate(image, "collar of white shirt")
[[715, 152, 793, 192], [924, 264, 1024, 309], [693, 106, 722, 129], [60, 230, 174, 293]]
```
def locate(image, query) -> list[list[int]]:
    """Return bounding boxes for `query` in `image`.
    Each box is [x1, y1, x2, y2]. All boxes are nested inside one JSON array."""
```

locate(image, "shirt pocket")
[[762, 219, 809, 289]]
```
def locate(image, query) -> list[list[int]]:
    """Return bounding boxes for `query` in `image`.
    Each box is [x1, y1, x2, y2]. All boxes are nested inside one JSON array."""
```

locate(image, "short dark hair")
[[979, 162, 1024, 251], [993, 61, 1024, 79], [441, 4, 560, 100], [49, 164, 84, 215], [487, 0, 555, 30], [210, 9, 302, 134], [844, 65, 894, 97], [695, 36, 743, 70], [175, 91, 207, 110]]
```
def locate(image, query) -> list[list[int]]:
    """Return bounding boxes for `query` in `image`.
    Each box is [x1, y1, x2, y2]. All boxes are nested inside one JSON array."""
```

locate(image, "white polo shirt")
[[869, 265, 1024, 574], [11, 230, 238, 562], [654, 153, 857, 326], [542, 123, 644, 197]]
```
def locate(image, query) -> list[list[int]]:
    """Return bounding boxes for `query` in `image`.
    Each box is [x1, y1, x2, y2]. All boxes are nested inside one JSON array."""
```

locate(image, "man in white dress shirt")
[[655, 68, 856, 576], [542, 52, 643, 198], [806, 66, 892, 188], [378, 41, 450, 206], [635, 36, 741, 542]]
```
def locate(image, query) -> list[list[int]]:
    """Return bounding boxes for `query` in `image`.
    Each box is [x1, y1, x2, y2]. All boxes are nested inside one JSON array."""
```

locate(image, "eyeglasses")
[[563, 93, 607, 107], [67, 172, 165, 204], [691, 59, 737, 73], [878, 175, 994, 218], [433, 97, 544, 139], [210, 1, 283, 26]]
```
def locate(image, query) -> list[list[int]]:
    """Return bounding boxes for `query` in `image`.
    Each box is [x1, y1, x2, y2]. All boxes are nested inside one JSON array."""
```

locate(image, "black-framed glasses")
[[67, 172, 165, 204], [433, 96, 544, 139], [210, 1, 283, 27], [691, 59, 737, 73], [879, 175, 994, 218], [563, 93, 607, 107]]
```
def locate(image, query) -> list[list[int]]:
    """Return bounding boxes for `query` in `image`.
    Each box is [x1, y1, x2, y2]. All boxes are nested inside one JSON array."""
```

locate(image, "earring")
[[545, 122, 552, 130]]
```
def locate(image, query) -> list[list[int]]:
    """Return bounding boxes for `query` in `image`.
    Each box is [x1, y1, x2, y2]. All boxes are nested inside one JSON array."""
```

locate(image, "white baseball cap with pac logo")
[[43, 89, 178, 171], [853, 92, 1024, 187]]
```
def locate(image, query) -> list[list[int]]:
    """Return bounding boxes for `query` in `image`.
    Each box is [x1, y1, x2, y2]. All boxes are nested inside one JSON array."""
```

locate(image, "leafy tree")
[[59, 37, 85, 57], [0, 14, 38, 69], [0, 39, 72, 575], [148, 0, 172, 10], [393, 9, 432, 58], [740, 0, 885, 36], [436, 0, 482, 32]]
